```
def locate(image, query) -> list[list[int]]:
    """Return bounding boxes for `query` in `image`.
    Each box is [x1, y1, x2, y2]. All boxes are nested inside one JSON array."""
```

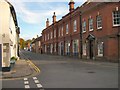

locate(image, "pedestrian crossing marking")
[[24, 81, 29, 84], [36, 84, 42, 88], [34, 80, 39, 83], [33, 77, 37, 80], [25, 85, 30, 88], [24, 78, 28, 81]]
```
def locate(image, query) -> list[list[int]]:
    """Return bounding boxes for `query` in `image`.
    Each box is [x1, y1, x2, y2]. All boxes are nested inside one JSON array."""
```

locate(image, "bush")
[[11, 56, 17, 61], [10, 56, 18, 64]]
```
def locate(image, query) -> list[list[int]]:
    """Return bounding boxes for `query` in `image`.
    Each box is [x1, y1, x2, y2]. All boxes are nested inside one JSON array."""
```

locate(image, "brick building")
[[42, 0, 120, 62], [31, 36, 42, 53]]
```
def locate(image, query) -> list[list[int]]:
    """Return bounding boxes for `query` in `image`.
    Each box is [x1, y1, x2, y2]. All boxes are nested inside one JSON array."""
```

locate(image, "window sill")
[[82, 31, 86, 33], [97, 27, 102, 30], [89, 29, 94, 31], [113, 24, 120, 27]]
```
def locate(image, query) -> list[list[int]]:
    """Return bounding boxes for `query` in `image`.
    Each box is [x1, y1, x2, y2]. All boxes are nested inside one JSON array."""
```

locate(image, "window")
[[61, 26, 63, 36], [73, 40, 79, 55], [54, 43, 56, 52], [45, 34, 46, 41], [83, 43, 86, 55], [98, 42, 104, 57], [65, 41, 70, 55], [97, 15, 102, 29], [73, 20, 77, 32], [59, 27, 61, 37], [89, 18, 93, 31], [48, 33, 49, 40], [51, 32, 52, 39], [50, 44, 53, 54], [66, 24, 69, 34], [113, 11, 120, 26], [54, 29, 56, 38], [82, 21, 86, 33]]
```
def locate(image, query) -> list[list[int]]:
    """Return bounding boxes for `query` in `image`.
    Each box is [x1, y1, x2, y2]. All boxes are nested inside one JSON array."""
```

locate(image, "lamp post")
[[79, 10, 83, 59]]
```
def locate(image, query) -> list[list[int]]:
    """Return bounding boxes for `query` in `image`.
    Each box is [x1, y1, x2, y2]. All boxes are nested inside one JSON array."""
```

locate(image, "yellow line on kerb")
[[27, 60, 40, 73]]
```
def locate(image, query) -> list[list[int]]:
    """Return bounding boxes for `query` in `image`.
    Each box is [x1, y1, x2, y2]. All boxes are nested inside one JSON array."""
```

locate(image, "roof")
[[5, 0, 20, 34]]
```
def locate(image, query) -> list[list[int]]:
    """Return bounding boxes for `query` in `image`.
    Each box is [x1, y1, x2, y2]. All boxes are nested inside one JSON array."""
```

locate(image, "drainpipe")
[[79, 10, 83, 59], [118, 27, 120, 63]]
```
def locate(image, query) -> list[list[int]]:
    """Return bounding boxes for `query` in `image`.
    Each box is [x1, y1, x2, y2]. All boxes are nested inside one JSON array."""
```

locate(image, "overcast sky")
[[8, 0, 85, 40]]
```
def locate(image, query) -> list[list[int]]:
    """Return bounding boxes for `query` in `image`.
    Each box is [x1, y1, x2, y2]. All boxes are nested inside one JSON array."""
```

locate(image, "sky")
[[8, 0, 86, 40]]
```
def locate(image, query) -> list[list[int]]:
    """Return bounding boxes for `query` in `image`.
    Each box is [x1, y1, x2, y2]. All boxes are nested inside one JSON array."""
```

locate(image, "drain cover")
[[88, 71, 95, 73]]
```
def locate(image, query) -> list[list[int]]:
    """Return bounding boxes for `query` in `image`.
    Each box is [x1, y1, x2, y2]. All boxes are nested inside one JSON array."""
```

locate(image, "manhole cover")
[[88, 71, 95, 73]]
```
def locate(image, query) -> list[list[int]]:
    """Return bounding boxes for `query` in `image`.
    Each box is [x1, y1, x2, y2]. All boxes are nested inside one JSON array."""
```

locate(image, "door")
[[61, 43, 64, 55], [89, 40, 93, 59], [0, 44, 2, 69]]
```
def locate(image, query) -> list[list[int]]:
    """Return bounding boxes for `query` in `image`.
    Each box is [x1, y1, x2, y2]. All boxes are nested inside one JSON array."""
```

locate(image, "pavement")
[[1, 59, 35, 80]]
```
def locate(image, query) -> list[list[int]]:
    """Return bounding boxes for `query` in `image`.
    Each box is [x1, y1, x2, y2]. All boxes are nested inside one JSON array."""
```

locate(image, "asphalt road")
[[2, 50, 118, 89]]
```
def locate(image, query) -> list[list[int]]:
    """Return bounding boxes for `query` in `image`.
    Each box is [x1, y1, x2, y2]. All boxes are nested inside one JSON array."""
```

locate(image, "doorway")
[[89, 40, 94, 59]]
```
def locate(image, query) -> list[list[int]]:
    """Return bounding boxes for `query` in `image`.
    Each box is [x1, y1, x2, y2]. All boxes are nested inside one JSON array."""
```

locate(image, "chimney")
[[37, 35, 39, 38], [52, 12, 56, 23], [46, 18, 49, 28], [69, 0, 75, 12]]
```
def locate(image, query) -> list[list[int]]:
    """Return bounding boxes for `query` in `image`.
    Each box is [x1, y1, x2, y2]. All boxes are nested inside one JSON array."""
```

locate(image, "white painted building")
[[0, 0, 20, 71]]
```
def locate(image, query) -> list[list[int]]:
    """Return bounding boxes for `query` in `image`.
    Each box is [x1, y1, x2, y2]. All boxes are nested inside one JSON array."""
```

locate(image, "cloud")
[[8, 0, 68, 25]]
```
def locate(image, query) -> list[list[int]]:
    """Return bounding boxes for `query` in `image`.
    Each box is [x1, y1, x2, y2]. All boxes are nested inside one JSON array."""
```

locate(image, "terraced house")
[[0, 0, 20, 71], [42, 0, 120, 62]]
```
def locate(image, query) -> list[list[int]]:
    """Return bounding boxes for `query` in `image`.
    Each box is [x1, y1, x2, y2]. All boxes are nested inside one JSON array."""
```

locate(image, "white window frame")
[[54, 29, 56, 38], [112, 11, 120, 26], [73, 39, 79, 54], [73, 20, 77, 32], [89, 18, 93, 31], [61, 26, 63, 36], [83, 43, 87, 56], [98, 42, 104, 57], [59, 27, 61, 37], [54, 43, 56, 52], [97, 15, 102, 29], [51, 32, 52, 39], [48, 33, 49, 40], [66, 24, 69, 34], [82, 21, 86, 33]]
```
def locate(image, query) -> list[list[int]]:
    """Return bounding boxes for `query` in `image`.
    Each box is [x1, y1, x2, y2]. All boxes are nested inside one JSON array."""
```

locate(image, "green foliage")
[[10, 56, 17, 61]]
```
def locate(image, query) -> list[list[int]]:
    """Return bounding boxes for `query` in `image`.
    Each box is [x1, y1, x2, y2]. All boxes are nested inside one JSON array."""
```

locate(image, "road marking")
[[25, 85, 30, 88], [24, 78, 28, 81], [34, 80, 39, 83], [33, 77, 37, 80], [36, 84, 42, 88], [24, 81, 29, 84]]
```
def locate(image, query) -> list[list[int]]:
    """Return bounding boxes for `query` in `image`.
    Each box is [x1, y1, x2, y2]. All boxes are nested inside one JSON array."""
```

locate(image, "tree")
[[19, 38, 25, 50]]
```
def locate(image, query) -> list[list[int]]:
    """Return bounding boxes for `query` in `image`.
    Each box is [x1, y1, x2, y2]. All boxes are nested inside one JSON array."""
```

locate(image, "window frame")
[[98, 42, 104, 57], [96, 15, 102, 29], [89, 18, 94, 31], [82, 21, 86, 33], [112, 11, 120, 26], [66, 24, 69, 34], [73, 20, 77, 32]]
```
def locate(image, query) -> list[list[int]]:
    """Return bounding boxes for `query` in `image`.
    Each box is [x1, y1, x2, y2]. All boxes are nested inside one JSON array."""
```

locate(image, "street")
[[2, 51, 118, 89]]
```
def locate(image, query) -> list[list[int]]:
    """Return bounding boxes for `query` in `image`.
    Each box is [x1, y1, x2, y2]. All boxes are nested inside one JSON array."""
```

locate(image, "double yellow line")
[[27, 60, 40, 73]]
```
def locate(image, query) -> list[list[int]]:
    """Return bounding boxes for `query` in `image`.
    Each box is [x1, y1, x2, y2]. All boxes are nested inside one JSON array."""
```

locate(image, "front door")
[[61, 43, 64, 55], [89, 40, 93, 59], [0, 44, 2, 69]]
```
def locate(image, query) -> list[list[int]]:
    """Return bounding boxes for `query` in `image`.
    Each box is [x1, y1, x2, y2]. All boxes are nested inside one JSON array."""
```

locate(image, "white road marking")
[[36, 84, 43, 88], [33, 77, 37, 80], [34, 80, 39, 83], [25, 85, 30, 88], [24, 81, 29, 84], [24, 78, 28, 81]]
